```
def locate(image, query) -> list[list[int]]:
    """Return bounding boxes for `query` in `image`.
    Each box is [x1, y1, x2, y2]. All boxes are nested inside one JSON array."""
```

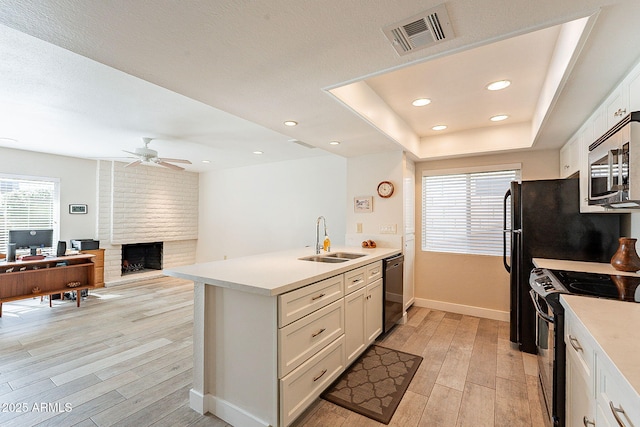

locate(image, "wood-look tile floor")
[[0, 277, 545, 427]]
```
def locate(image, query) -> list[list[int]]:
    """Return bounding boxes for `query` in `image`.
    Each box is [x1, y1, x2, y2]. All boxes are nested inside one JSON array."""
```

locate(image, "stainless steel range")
[[529, 267, 640, 427]]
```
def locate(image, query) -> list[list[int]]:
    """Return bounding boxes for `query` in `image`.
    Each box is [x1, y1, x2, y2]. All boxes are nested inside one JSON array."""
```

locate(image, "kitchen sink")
[[325, 252, 366, 259], [299, 255, 349, 263]]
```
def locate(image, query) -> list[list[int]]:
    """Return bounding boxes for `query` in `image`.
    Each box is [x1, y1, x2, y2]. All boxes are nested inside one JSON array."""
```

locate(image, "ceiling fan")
[[123, 137, 192, 171]]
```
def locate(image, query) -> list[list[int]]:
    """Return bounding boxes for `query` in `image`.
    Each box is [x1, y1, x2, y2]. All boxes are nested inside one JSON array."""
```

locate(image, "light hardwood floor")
[[0, 277, 545, 427]]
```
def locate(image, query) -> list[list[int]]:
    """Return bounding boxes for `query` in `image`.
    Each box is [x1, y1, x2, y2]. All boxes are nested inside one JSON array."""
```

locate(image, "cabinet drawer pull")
[[311, 293, 325, 301], [311, 328, 326, 338], [313, 369, 327, 382], [583, 416, 595, 427], [609, 401, 629, 427], [569, 335, 583, 352], [352, 278, 361, 283]]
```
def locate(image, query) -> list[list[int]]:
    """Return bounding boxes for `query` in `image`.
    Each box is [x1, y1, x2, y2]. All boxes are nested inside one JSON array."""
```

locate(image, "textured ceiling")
[[1, 0, 639, 171]]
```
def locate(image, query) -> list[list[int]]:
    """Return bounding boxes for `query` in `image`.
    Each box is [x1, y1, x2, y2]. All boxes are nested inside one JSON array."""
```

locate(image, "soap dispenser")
[[323, 232, 331, 252]]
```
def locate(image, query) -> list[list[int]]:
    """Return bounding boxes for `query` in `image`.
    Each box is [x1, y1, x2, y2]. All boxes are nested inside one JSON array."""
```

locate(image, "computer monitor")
[[9, 229, 54, 256]]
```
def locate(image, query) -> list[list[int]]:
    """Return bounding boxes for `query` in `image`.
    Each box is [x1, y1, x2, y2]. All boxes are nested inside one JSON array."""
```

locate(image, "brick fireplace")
[[96, 161, 199, 285]]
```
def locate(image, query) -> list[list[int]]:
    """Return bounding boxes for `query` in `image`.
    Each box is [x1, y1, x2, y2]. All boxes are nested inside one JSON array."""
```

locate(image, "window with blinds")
[[422, 166, 520, 256], [0, 175, 59, 252]]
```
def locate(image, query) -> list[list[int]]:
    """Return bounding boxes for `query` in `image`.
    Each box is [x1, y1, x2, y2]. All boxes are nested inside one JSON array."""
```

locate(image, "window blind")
[[0, 175, 59, 252], [422, 168, 520, 256]]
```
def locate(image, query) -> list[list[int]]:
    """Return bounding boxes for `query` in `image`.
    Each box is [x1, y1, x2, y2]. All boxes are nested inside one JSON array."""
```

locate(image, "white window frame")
[[421, 163, 521, 256], [0, 173, 61, 254]]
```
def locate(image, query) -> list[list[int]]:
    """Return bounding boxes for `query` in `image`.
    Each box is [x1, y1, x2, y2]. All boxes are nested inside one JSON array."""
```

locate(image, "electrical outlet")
[[380, 224, 397, 234]]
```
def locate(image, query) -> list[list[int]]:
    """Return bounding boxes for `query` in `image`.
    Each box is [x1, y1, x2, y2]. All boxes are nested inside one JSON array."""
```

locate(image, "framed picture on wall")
[[354, 196, 372, 213], [69, 204, 88, 214]]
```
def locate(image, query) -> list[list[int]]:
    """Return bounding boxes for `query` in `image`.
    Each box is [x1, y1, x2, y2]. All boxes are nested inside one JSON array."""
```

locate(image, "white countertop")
[[533, 258, 640, 277], [163, 246, 401, 296], [561, 295, 640, 399]]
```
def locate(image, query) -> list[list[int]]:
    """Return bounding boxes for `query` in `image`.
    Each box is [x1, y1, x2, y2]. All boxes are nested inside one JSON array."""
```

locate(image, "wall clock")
[[377, 181, 394, 198]]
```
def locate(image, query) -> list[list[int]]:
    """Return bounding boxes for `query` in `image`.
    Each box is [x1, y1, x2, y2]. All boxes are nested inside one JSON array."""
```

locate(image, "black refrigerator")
[[503, 178, 624, 354]]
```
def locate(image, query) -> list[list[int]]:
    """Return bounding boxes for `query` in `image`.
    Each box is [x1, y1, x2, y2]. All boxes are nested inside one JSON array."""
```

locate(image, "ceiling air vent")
[[383, 3, 454, 56]]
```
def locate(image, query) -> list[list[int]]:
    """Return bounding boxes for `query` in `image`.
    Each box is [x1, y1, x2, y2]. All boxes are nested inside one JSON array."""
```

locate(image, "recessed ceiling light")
[[490, 115, 509, 122], [202, 160, 211, 164], [486, 80, 511, 91], [329, 141, 340, 145], [284, 120, 298, 127], [412, 98, 431, 107], [432, 125, 447, 131], [253, 151, 264, 155]]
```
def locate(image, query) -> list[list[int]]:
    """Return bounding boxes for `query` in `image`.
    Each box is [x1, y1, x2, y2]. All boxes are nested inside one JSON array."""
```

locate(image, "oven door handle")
[[529, 289, 554, 323]]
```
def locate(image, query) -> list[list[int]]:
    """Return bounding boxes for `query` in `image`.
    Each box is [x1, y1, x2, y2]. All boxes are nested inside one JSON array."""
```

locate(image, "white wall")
[[345, 150, 404, 248], [0, 147, 96, 244], [197, 155, 347, 262]]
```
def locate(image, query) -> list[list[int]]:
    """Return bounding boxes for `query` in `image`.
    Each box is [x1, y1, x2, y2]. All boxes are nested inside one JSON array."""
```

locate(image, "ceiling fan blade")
[[124, 160, 142, 168], [157, 157, 192, 164], [122, 150, 140, 157], [156, 161, 185, 171]]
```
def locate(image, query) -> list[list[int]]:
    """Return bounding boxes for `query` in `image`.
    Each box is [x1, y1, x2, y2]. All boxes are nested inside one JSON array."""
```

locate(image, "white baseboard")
[[413, 298, 509, 322], [194, 394, 271, 427]]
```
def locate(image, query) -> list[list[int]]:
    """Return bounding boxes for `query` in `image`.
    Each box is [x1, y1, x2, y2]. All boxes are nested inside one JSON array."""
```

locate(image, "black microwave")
[[588, 111, 640, 208]]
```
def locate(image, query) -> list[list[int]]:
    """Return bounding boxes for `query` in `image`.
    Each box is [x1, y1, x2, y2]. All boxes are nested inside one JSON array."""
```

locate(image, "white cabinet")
[[365, 278, 383, 343], [277, 258, 390, 425], [596, 355, 640, 427], [344, 286, 366, 364], [344, 262, 383, 365], [606, 86, 629, 129], [563, 297, 640, 427], [560, 135, 580, 178], [565, 307, 596, 426]]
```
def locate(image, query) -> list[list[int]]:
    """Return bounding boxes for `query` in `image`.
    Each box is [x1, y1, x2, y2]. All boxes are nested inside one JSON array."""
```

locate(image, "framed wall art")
[[354, 196, 373, 213]]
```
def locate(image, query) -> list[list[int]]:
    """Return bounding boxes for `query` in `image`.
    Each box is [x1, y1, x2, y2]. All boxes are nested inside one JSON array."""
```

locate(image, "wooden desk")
[[0, 254, 95, 317]]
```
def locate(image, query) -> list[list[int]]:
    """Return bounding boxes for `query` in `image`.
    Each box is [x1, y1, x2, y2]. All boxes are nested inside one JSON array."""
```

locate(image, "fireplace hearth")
[[121, 242, 163, 275]]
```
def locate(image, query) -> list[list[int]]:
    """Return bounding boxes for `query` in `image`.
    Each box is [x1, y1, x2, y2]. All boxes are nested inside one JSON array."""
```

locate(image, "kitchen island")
[[164, 246, 401, 427]]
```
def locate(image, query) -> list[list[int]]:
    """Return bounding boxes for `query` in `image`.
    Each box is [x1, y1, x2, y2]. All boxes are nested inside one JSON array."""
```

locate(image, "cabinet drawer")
[[565, 308, 595, 378], [279, 275, 344, 327], [279, 299, 344, 377], [366, 261, 382, 284], [280, 335, 345, 427], [597, 354, 640, 427], [344, 267, 366, 294]]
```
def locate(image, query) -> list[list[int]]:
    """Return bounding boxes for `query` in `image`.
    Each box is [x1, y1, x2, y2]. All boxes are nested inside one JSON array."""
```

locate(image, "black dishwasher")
[[383, 254, 404, 333]]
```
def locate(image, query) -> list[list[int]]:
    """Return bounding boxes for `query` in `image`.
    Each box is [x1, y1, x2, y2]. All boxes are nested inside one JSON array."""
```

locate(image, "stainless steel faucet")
[[316, 216, 327, 254]]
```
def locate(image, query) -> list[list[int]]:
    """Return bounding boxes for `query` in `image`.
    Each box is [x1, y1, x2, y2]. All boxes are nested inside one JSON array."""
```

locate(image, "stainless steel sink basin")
[[325, 252, 366, 259], [299, 255, 349, 263]]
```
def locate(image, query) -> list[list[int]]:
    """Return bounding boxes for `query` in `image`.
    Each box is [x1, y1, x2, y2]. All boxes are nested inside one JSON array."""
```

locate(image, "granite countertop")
[[561, 295, 640, 399], [533, 258, 640, 277], [163, 246, 401, 296]]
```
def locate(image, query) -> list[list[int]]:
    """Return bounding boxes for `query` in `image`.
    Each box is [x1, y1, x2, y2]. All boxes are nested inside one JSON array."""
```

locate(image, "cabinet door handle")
[[609, 401, 629, 427], [311, 293, 325, 301], [311, 328, 326, 338], [569, 335, 583, 352], [583, 416, 595, 427], [313, 369, 327, 382]]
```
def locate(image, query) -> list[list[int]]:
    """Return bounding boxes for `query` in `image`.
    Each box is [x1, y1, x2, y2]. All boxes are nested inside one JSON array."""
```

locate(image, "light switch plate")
[[380, 224, 397, 234]]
